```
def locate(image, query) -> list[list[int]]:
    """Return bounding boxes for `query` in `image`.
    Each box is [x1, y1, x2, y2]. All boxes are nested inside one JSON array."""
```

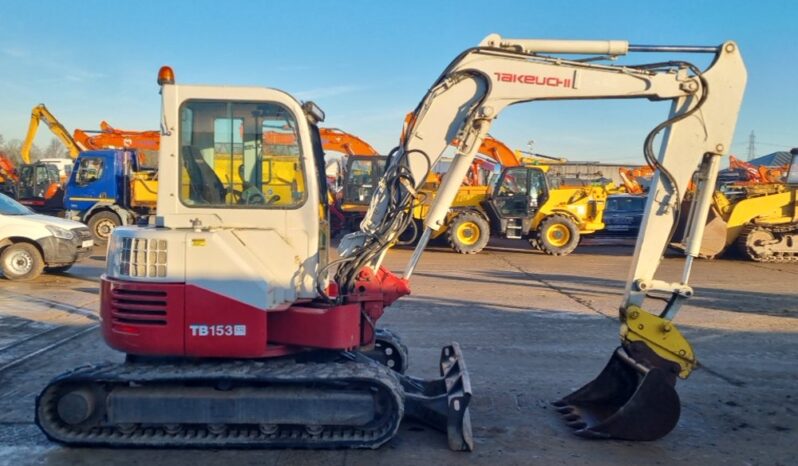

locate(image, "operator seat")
[[181, 146, 226, 204]]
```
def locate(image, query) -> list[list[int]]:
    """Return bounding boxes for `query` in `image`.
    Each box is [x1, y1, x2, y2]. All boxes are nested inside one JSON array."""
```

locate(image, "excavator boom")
[[20, 104, 83, 163], [337, 35, 746, 440], [319, 127, 379, 156], [73, 121, 160, 151]]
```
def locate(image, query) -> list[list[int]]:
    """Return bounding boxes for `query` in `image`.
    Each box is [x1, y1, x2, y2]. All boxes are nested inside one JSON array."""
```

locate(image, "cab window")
[[344, 158, 384, 203], [179, 100, 306, 208], [76, 157, 104, 185], [497, 168, 529, 196]]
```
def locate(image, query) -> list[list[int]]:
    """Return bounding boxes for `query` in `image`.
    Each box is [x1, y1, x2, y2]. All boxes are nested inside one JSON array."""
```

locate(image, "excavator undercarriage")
[[38, 341, 472, 450]]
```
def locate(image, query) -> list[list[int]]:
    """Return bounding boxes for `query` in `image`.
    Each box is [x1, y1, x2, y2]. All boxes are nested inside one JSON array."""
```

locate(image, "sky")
[[0, 0, 795, 164]]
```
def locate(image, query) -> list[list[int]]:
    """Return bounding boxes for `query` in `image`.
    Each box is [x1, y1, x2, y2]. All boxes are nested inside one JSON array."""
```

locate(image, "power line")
[[733, 140, 793, 149], [746, 131, 756, 161]]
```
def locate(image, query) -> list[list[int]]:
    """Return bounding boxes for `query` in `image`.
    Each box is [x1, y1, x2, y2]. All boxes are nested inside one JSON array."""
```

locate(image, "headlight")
[[46, 225, 75, 240]]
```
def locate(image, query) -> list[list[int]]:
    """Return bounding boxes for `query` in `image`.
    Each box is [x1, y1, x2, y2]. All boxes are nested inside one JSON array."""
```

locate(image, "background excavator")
[[0, 153, 19, 197], [618, 166, 654, 194], [37, 35, 745, 451], [14, 104, 81, 211]]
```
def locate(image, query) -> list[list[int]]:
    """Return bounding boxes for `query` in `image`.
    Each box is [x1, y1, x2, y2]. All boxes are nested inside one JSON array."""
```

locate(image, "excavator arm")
[[337, 35, 746, 440], [20, 104, 83, 163], [72, 121, 160, 151]]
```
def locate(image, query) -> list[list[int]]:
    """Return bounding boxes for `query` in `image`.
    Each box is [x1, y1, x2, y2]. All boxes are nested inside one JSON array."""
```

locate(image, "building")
[[545, 161, 644, 186]]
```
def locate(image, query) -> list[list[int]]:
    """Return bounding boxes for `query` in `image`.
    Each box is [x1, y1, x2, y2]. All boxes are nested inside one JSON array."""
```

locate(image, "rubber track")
[[36, 356, 404, 449]]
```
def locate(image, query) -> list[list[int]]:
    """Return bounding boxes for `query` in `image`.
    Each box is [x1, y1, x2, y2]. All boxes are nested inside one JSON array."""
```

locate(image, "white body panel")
[[105, 83, 323, 307]]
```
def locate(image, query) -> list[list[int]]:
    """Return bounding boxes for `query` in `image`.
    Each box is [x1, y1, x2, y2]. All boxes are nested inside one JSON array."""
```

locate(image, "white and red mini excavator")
[[37, 35, 745, 449]]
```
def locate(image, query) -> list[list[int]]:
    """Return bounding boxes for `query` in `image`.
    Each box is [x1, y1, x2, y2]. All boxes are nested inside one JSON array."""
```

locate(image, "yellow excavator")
[[15, 104, 83, 211]]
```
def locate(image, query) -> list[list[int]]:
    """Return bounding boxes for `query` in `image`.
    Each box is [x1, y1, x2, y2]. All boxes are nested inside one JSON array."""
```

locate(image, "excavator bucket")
[[553, 343, 681, 441]]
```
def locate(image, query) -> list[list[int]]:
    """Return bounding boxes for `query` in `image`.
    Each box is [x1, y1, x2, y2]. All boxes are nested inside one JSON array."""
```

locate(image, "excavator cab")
[[342, 155, 387, 206], [17, 162, 63, 213]]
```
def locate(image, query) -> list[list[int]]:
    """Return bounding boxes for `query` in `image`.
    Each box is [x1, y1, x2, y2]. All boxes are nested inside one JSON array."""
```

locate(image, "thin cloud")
[[1, 47, 28, 58], [61, 69, 108, 83], [274, 64, 315, 72]]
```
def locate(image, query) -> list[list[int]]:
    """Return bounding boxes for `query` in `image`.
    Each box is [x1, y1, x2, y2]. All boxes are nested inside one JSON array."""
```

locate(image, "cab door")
[[64, 152, 116, 213], [488, 167, 532, 218]]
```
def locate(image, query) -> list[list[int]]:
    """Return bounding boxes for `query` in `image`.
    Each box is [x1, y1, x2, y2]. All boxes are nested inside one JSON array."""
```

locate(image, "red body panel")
[[183, 284, 269, 357], [100, 266, 410, 359], [101, 278, 185, 356], [268, 304, 360, 350]]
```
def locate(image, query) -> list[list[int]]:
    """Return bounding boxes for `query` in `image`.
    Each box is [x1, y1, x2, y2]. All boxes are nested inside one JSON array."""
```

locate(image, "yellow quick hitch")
[[621, 305, 696, 379]]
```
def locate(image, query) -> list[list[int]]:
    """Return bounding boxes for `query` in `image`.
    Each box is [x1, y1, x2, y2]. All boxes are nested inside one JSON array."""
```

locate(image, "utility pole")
[[746, 130, 756, 161]]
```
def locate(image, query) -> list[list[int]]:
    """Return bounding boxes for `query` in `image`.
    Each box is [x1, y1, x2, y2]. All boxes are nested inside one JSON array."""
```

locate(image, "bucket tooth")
[[400, 342, 474, 451], [554, 343, 682, 441]]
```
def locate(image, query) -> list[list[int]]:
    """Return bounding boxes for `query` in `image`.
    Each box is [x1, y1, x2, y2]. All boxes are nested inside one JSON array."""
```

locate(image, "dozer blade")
[[695, 207, 730, 258], [399, 343, 474, 451], [553, 342, 681, 441], [672, 204, 729, 259]]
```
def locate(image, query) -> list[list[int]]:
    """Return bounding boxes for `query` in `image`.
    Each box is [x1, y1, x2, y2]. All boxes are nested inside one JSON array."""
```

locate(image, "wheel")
[[537, 214, 580, 256], [88, 211, 121, 244], [447, 211, 490, 254], [1, 242, 44, 281], [45, 265, 73, 274]]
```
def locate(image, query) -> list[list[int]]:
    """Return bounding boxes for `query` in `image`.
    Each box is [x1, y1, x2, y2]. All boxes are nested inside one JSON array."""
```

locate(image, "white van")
[[0, 193, 93, 280]]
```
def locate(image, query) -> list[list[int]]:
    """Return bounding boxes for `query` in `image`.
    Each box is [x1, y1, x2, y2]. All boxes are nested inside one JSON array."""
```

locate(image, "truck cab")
[[64, 150, 157, 243]]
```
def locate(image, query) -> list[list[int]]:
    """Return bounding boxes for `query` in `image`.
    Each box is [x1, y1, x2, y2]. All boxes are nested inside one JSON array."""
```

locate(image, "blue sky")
[[0, 0, 795, 163]]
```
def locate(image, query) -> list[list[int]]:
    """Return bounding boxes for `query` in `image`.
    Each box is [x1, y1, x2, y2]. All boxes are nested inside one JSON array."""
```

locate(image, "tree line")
[[0, 134, 69, 164]]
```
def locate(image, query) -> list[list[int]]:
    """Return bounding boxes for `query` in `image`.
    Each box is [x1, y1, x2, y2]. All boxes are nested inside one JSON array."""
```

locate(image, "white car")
[[0, 193, 93, 280]]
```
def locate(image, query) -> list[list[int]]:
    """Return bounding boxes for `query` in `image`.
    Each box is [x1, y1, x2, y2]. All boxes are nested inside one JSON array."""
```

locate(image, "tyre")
[[447, 211, 490, 254], [397, 219, 421, 246], [537, 214, 580, 256], [45, 264, 73, 274], [1, 242, 44, 281], [88, 211, 121, 244]]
